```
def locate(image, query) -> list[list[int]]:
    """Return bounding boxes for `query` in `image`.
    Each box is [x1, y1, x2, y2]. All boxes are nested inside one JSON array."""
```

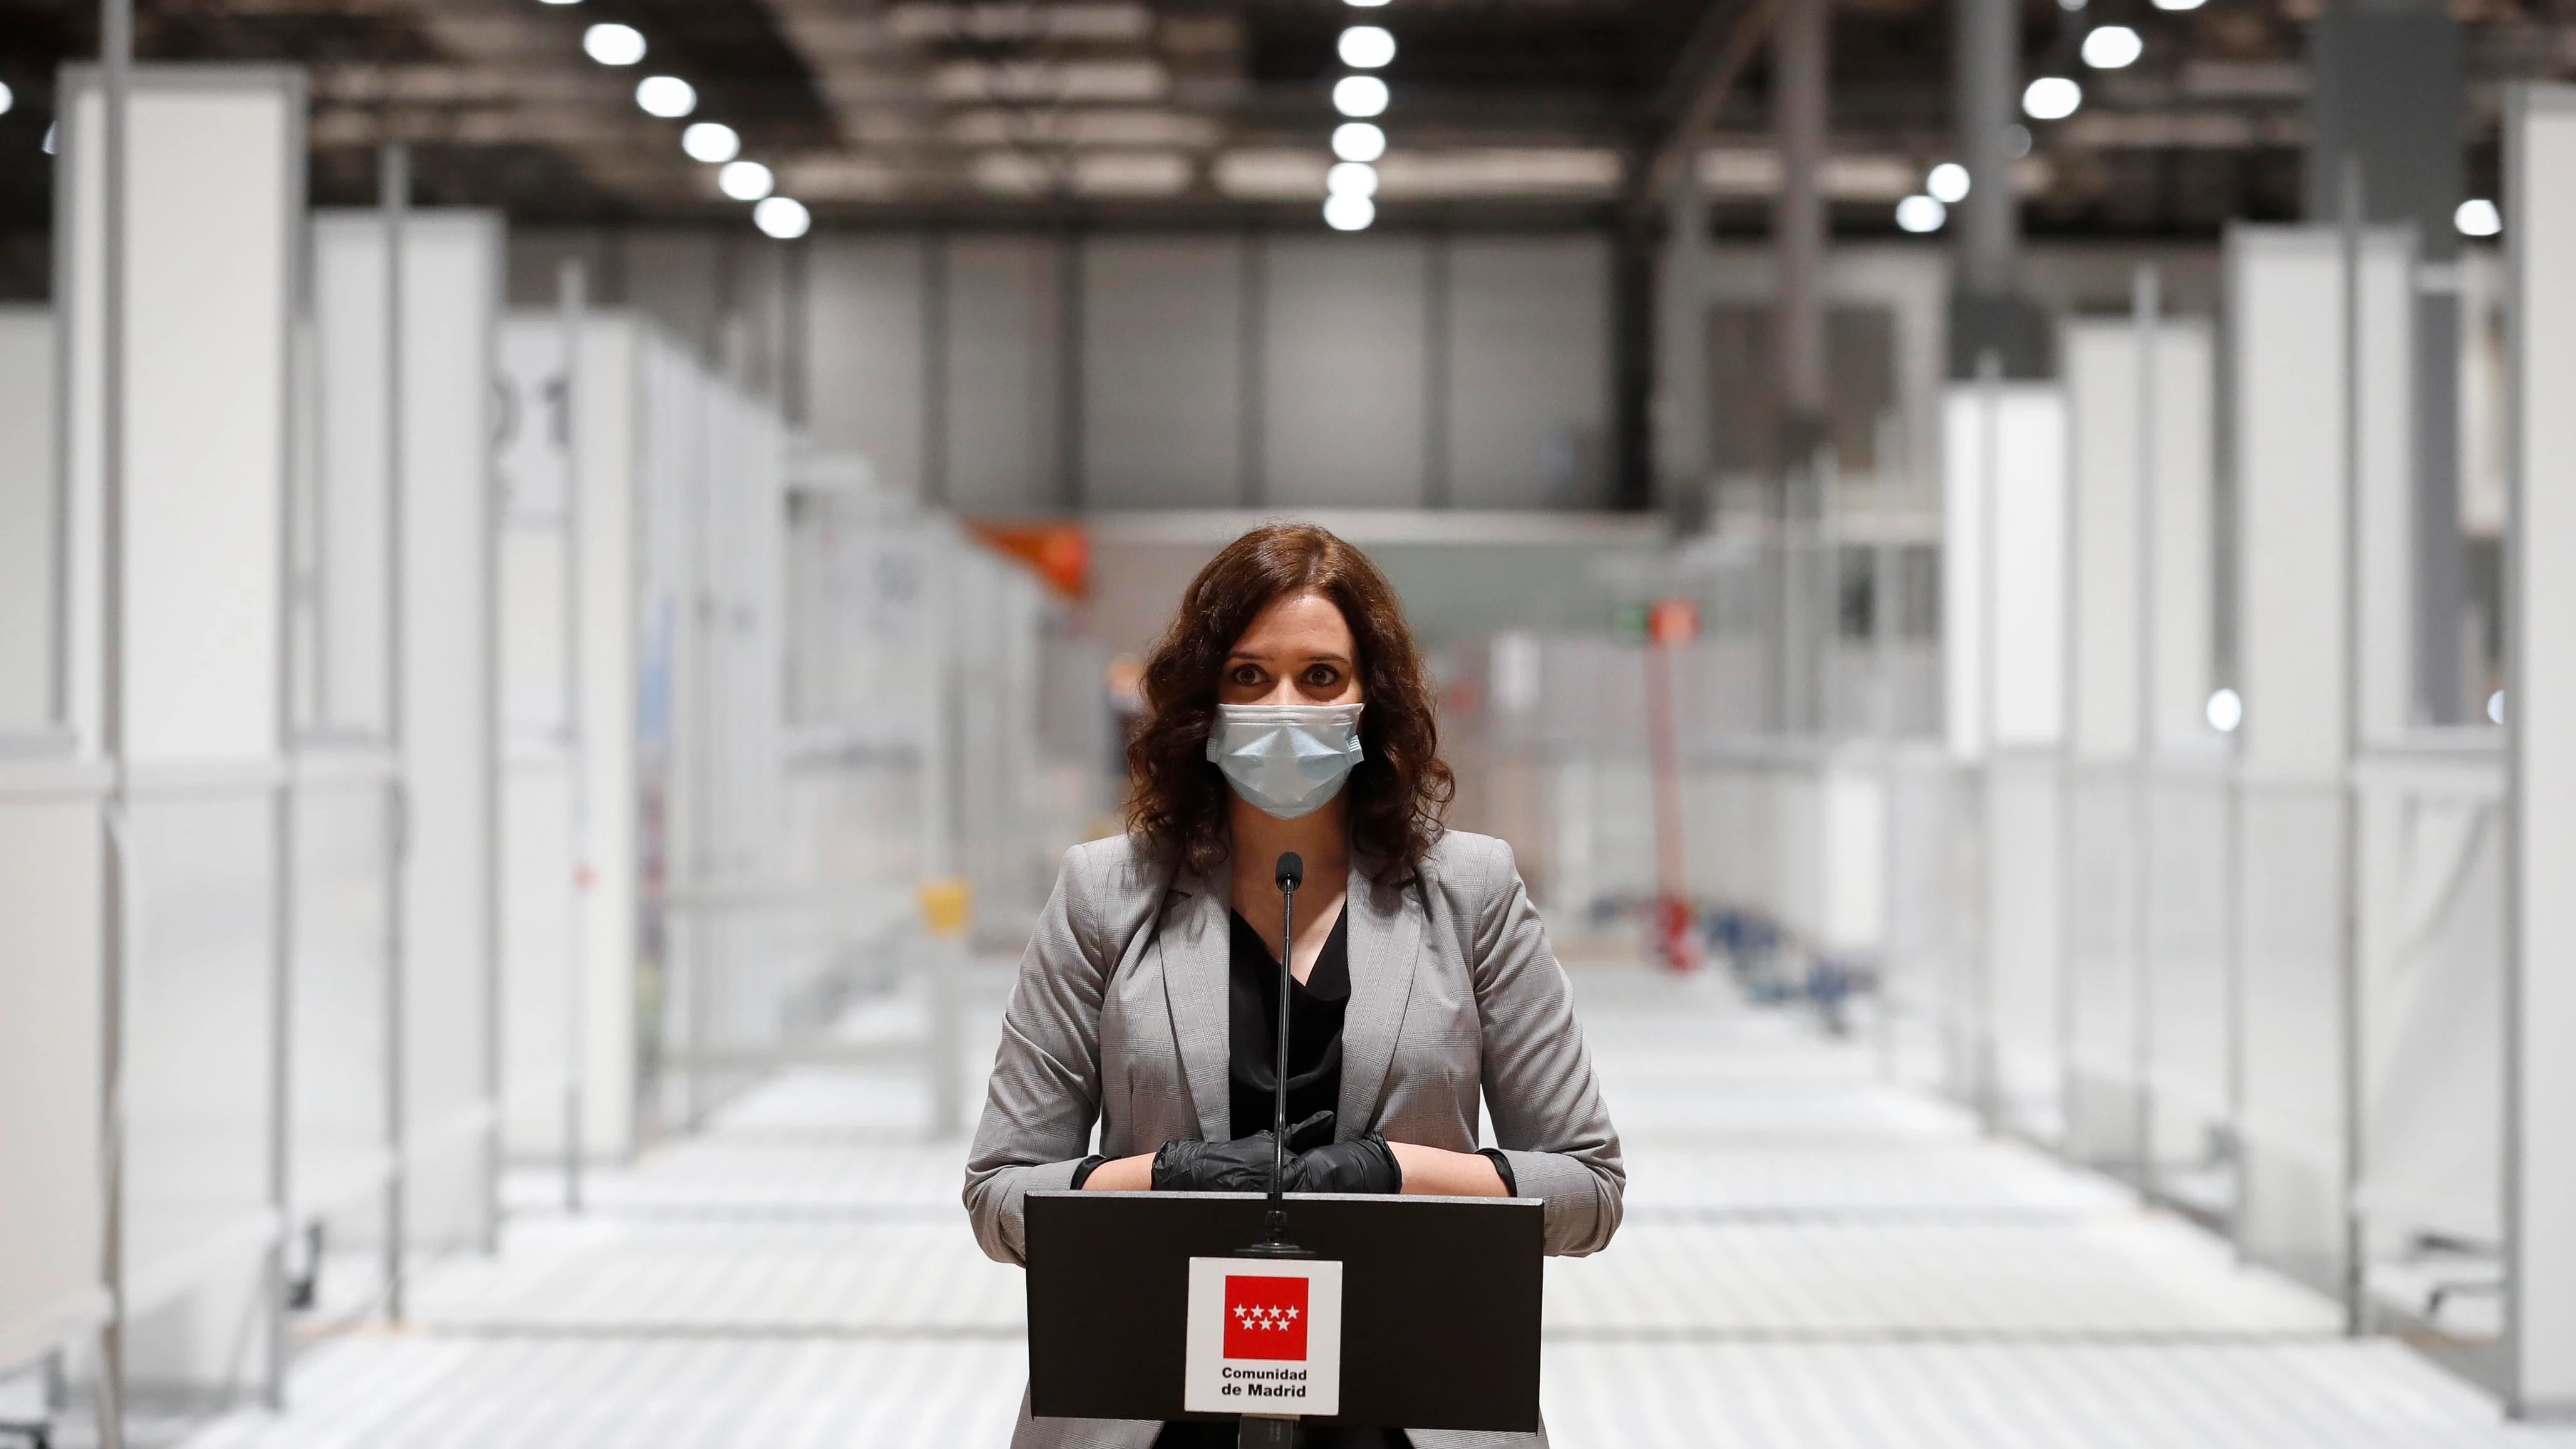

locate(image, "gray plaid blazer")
[[963, 829, 1624, 1448]]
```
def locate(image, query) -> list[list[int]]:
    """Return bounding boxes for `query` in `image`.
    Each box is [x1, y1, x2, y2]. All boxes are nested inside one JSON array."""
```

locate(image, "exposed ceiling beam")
[[1632, 0, 1783, 210]]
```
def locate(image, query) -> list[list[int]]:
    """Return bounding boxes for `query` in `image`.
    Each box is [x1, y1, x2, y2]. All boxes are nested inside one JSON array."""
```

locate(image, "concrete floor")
[[179, 959, 2576, 1448]]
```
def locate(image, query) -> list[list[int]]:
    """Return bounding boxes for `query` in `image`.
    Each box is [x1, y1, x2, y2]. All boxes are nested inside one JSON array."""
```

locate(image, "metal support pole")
[[379, 140, 411, 1327], [2131, 264, 2161, 1192], [2335, 152, 2369, 1338], [1774, 0, 1829, 737], [1955, 0, 2015, 303], [96, 3, 133, 1442], [1971, 349, 2002, 1132], [263, 128, 302, 1417], [558, 257, 588, 1215], [1774, 0, 1829, 426], [1655, 165, 1710, 517]]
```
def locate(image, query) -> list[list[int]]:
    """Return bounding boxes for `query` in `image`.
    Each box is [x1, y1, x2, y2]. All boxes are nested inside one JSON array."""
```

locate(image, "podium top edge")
[[1027, 1190, 1542, 1208]]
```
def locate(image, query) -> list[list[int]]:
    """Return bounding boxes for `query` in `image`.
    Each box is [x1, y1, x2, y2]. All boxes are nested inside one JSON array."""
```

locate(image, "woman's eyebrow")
[[1227, 648, 1353, 664]]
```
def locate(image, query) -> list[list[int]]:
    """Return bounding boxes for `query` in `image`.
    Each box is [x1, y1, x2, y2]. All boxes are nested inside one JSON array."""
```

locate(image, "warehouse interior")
[[3, 0, 2576, 1441]]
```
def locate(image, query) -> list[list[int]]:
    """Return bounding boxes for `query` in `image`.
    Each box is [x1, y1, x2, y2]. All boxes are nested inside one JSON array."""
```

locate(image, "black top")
[[1228, 905, 1350, 1140]]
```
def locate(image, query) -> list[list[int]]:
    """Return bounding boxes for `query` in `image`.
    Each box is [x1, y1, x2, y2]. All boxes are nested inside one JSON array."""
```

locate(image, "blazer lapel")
[[1157, 875, 1235, 1141], [1336, 865, 1422, 1140]]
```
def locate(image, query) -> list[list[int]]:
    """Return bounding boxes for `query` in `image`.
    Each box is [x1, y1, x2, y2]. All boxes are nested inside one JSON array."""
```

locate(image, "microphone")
[[1261, 853, 1302, 1247]]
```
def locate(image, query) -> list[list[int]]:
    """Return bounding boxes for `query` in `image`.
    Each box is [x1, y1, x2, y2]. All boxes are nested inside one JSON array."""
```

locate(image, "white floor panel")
[[176, 957, 2576, 1449], [1541, 1339, 2563, 1448]]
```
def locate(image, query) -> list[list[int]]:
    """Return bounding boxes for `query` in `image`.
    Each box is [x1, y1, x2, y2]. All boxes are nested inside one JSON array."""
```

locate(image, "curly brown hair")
[[1123, 524, 1454, 887]]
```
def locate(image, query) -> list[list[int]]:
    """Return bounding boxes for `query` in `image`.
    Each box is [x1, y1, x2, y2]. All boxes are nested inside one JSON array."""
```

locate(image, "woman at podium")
[[966, 522, 1626, 1448]]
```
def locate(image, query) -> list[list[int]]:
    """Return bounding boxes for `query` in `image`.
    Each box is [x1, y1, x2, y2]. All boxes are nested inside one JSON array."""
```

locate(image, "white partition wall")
[[2505, 81, 2576, 1421], [0, 309, 55, 733], [308, 208, 503, 1264], [2225, 223, 2414, 1301], [59, 64, 301, 1403], [0, 302, 108, 1371], [1943, 382, 2068, 1138], [2059, 313, 2220, 1176], [501, 312, 895, 1156]]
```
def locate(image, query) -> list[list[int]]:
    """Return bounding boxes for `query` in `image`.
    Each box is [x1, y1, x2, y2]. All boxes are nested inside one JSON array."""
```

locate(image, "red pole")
[[1643, 601, 1698, 972]]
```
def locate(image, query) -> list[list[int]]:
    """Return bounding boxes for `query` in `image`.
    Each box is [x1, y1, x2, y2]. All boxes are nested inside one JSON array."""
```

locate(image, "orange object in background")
[[1646, 597, 1700, 647], [968, 520, 1090, 599]]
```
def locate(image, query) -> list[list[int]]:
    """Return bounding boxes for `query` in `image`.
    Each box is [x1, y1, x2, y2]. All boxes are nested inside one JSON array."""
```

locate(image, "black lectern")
[[1024, 1190, 1544, 1433]]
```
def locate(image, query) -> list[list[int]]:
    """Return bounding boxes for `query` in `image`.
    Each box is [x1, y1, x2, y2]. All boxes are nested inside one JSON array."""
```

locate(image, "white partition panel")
[[286, 750, 392, 1239], [497, 313, 643, 1161], [2505, 81, 2576, 1421], [60, 65, 299, 1400], [311, 208, 504, 1251], [2225, 224, 2411, 1300], [2353, 744, 2503, 1292], [1941, 384, 2065, 756], [0, 762, 109, 1371], [494, 315, 581, 1160], [0, 309, 56, 734], [1941, 382, 2066, 1137], [393, 213, 501, 1251], [2060, 316, 2220, 1173]]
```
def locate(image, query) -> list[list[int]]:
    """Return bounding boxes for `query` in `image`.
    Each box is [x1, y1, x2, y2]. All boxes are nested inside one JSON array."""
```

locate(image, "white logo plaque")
[[1182, 1257, 1343, 1418]]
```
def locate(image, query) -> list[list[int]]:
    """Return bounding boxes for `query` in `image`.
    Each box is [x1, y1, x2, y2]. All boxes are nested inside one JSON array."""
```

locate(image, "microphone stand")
[[1242, 851, 1306, 1259], [1236, 853, 1308, 1449]]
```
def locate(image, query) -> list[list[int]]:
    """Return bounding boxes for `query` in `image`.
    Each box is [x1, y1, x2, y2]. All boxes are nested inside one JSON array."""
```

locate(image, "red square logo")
[[1222, 1275, 1309, 1361]]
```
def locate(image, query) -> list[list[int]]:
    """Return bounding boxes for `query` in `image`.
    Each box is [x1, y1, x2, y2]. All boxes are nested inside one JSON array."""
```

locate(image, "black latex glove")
[[1151, 1133, 1275, 1192], [1287, 1132, 1403, 1195], [1151, 1112, 1334, 1192]]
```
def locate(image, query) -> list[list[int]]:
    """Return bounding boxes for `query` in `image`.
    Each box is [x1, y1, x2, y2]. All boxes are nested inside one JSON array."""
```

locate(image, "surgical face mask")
[[1204, 703, 1367, 820]]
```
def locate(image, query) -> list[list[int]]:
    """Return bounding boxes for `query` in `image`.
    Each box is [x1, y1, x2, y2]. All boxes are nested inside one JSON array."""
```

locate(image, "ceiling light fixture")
[[0, 81, 13, 116], [1926, 162, 1970, 203], [1337, 26, 1396, 68], [2456, 198, 2502, 237], [719, 159, 776, 200], [1332, 75, 1389, 118], [583, 23, 647, 65], [2151, 0, 2206, 12], [1332, 122, 1387, 163], [1326, 161, 1379, 197], [2022, 76, 2082, 120], [682, 122, 741, 164], [1894, 195, 1946, 233], [636, 75, 697, 117], [2080, 25, 2142, 68], [1322, 193, 1375, 231], [754, 196, 811, 239]]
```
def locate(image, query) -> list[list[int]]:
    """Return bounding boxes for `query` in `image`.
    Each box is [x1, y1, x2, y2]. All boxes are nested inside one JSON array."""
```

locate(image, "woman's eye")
[[1230, 665, 1262, 687], [1304, 666, 1338, 688]]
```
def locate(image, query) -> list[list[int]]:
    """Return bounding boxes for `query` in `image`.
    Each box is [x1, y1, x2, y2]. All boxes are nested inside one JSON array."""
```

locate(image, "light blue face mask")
[[1203, 703, 1367, 820]]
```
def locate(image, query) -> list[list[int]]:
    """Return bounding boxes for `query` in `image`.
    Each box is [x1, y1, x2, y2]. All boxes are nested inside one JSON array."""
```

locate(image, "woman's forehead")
[[1230, 592, 1353, 653]]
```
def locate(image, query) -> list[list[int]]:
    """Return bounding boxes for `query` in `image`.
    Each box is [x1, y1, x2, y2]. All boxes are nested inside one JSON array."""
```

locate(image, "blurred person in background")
[[965, 522, 1624, 1449]]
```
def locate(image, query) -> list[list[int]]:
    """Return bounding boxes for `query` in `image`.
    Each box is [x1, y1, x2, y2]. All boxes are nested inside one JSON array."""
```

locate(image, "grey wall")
[[513, 226, 1617, 516]]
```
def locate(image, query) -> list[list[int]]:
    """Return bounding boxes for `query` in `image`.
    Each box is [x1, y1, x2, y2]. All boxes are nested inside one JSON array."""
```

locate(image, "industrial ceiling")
[[0, 0, 2563, 242]]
